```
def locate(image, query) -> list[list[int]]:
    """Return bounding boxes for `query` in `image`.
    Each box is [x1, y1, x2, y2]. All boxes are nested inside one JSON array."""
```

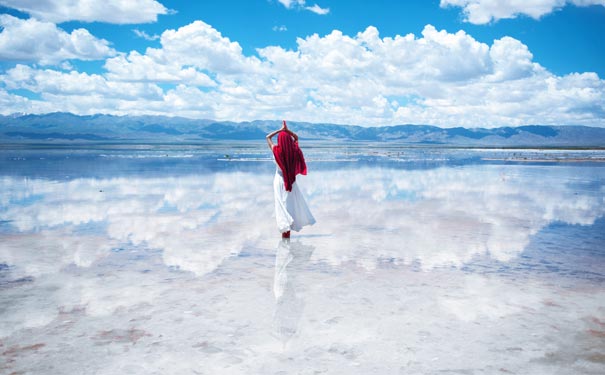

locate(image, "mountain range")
[[1, 112, 604, 147]]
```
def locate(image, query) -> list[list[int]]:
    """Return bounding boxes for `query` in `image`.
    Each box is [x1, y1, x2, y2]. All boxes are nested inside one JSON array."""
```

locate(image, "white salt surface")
[[1, 153, 604, 374]]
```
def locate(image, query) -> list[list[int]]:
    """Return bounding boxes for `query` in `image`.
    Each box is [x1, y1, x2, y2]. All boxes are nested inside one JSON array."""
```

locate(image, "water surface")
[[1, 144, 604, 374]]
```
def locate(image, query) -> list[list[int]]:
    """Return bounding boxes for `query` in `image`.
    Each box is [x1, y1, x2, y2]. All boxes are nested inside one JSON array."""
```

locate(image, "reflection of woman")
[[273, 239, 315, 346], [266, 120, 315, 239]]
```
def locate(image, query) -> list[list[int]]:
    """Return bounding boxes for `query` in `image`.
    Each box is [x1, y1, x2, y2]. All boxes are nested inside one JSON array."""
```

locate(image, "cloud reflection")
[[1, 173, 277, 277], [302, 165, 605, 270], [1, 164, 604, 278]]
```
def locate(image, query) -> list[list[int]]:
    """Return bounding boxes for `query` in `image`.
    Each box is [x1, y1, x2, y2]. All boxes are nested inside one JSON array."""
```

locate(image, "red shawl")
[[273, 131, 307, 192]]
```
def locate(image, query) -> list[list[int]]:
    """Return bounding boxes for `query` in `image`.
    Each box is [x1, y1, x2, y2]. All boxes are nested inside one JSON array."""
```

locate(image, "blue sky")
[[0, 0, 603, 127]]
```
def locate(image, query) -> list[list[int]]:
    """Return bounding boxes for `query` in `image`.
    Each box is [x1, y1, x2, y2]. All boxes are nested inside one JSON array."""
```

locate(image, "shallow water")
[[1, 144, 604, 374]]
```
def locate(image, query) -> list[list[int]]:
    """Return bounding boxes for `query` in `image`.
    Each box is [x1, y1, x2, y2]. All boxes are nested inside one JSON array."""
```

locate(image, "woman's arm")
[[266, 124, 285, 149], [288, 129, 298, 142], [286, 129, 298, 142], [266, 129, 280, 149], [266, 120, 298, 149], [282, 120, 299, 143]]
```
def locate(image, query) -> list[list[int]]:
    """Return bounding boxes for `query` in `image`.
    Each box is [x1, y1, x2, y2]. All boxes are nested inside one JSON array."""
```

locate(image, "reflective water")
[[1, 144, 604, 374]]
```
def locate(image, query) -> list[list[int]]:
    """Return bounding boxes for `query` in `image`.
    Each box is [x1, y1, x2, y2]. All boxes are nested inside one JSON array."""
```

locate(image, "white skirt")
[[273, 169, 316, 233]]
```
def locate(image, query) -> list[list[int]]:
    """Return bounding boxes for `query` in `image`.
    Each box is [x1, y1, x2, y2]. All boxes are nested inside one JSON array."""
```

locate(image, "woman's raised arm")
[[286, 129, 298, 143], [266, 128, 280, 149], [266, 120, 298, 149], [282, 120, 299, 143]]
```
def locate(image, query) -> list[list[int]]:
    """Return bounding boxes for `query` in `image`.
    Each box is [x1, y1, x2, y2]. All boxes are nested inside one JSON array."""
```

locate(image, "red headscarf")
[[272, 131, 307, 192]]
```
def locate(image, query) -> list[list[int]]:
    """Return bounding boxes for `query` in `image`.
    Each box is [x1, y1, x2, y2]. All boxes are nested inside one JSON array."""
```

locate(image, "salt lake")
[[1, 144, 604, 374]]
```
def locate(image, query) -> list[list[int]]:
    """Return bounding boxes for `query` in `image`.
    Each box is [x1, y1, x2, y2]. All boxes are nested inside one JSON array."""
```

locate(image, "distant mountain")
[[1, 112, 604, 147]]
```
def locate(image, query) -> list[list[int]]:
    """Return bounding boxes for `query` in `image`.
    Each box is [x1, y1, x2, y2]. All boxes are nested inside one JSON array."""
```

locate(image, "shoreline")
[[482, 157, 605, 162], [1, 141, 605, 151]]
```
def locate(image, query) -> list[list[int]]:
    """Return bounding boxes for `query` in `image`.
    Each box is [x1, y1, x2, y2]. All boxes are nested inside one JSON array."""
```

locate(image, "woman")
[[267, 120, 315, 239]]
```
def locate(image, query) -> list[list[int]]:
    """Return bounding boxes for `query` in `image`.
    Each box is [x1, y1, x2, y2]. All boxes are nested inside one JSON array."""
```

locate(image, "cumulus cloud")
[[3, 64, 163, 99], [0, 0, 169, 24], [277, 0, 330, 15], [104, 52, 216, 86], [440, 0, 605, 24], [0, 15, 116, 65], [1, 21, 604, 127], [156, 21, 261, 74]]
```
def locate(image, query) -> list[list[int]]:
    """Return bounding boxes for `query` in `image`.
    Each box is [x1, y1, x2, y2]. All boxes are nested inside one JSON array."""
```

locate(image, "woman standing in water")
[[266, 120, 315, 239]]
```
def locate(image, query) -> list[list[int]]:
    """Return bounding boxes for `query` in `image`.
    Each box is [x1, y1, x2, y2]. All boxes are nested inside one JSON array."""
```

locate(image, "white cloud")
[[277, 0, 330, 15], [1, 21, 604, 127], [157, 21, 261, 75], [278, 0, 305, 8], [133, 28, 160, 41], [488, 36, 535, 81], [3, 65, 163, 99], [104, 51, 216, 86], [273, 25, 288, 32], [440, 0, 605, 24], [419, 24, 492, 81], [305, 3, 330, 15], [0, 15, 116, 65], [0, 64, 168, 115], [0, 0, 169, 24]]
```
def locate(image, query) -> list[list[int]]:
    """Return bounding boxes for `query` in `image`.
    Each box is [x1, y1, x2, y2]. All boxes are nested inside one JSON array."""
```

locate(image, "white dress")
[[273, 166, 316, 233]]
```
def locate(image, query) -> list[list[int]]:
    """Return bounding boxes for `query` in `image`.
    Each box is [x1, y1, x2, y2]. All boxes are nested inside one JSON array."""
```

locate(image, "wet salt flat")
[[1, 144, 604, 374]]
